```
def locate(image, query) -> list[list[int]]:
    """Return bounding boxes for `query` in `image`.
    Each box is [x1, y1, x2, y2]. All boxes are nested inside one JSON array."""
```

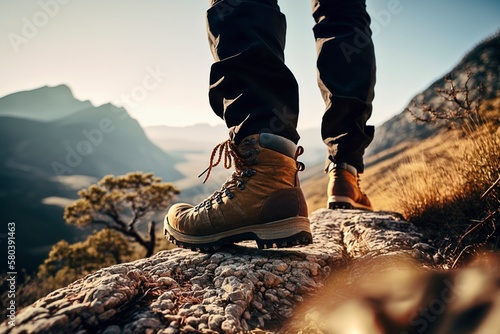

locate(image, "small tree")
[[406, 69, 483, 123], [38, 229, 132, 286], [64, 172, 180, 257]]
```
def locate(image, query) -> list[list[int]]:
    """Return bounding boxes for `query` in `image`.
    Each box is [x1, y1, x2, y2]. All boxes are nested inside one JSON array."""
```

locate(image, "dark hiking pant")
[[207, 0, 376, 172]]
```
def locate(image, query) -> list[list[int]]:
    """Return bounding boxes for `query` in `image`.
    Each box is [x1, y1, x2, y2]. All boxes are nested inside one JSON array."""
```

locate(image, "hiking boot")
[[327, 162, 373, 211], [164, 133, 312, 250]]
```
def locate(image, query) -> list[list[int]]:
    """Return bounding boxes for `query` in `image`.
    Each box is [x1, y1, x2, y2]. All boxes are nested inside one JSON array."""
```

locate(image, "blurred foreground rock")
[[2, 209, 498, 334]]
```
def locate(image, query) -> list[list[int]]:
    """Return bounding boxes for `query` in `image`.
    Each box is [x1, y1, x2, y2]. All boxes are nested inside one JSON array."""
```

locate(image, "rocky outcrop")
[[1, 209, 438, 334]]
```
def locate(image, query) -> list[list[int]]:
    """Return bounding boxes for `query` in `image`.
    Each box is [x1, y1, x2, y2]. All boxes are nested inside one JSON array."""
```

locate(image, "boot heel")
[[252, 216, 312, 249], [256, 231, 313, 249]]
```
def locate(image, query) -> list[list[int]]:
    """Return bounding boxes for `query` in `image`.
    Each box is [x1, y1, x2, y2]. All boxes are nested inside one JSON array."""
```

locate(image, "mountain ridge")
[[0, 84, 93, 122], [0, 104, 182, 181], [366, 30, 500, 158], [0, 87, 183, 274]]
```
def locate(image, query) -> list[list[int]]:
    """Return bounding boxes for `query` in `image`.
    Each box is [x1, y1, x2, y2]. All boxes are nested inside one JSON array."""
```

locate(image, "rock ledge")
[[2, 209, 435, 334]]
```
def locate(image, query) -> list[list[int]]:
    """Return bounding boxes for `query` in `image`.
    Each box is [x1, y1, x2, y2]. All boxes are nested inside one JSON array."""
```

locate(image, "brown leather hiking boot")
[[327, 162, 373, 211], [164, 133, 312, 250]]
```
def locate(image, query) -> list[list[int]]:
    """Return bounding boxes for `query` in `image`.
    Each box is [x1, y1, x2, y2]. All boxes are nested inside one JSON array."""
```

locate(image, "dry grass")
[[303, 107, 499, 268], [362, 133, 463, 212], [302, 129, 466, 213], [370, 125, 498, 259]]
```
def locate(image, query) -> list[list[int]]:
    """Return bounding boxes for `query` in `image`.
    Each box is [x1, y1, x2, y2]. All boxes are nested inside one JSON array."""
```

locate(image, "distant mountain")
[[0, 85, 183, 274], [366, 31, 500, 160], [0, 87, 182, 182], [0, 85, 92, 121]]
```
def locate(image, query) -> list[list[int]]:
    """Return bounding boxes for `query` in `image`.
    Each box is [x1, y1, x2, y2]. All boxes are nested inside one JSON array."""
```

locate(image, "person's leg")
[[165, 0, 311, 250], [207, 0, 300, 144], [313, 0, 375, 172], [312, 0, 375, 210]]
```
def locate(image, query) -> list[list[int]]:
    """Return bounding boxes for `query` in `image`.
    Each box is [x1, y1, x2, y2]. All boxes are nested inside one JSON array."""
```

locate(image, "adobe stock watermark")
[[113, 65, 168, 110], [51, 65, 168, 180], [400, 278, 464, 334], [7, 0, 71, 54], [340, 0, 410, 63], [51, 118, 116, 178], [259, 106, 297, 144], [5, 222, 17, 328]]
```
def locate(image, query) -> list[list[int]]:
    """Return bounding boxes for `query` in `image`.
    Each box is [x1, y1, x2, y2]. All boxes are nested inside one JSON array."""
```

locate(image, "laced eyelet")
[[225, 189, 234, 199], [237, 180, 246, 190], [215, 193, 223, 204], [195, 138, 260, 208], [243, 169, 256, 177]]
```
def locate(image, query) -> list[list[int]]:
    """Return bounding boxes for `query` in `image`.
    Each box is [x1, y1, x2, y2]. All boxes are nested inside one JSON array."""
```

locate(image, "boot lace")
[[195, 138, 258, 211]]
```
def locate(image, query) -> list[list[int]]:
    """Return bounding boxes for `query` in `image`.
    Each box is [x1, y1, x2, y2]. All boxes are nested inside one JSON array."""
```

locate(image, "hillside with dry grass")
[[302, 33, 500, 268], [303, 105, 499, 212]]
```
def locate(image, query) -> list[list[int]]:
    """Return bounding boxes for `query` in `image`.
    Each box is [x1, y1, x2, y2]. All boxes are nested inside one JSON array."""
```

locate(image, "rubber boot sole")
[[164, 216, 312, 251], [327, 196, 373, 211]]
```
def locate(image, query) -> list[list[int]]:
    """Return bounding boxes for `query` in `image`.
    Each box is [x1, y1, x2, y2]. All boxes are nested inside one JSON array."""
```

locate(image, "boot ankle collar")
[[258, 133, 297, 159], [327, 162, 358, 177]]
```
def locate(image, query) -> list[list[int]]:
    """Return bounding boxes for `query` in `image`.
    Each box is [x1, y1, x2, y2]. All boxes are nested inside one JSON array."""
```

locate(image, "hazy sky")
[[1, 0, 499, 130]]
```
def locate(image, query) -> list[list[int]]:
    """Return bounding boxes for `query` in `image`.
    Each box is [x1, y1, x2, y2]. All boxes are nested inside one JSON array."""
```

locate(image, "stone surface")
[[0, 209, 438, 334]]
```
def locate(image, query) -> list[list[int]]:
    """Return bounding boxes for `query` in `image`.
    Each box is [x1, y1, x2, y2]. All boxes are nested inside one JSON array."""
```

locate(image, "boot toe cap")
[[166, 203, 194, 232], [166, 203, 215, 236]]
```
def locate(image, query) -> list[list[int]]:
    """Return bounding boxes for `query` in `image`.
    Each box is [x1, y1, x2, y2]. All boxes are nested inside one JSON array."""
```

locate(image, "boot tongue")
[[234, 136, 259, 166]]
